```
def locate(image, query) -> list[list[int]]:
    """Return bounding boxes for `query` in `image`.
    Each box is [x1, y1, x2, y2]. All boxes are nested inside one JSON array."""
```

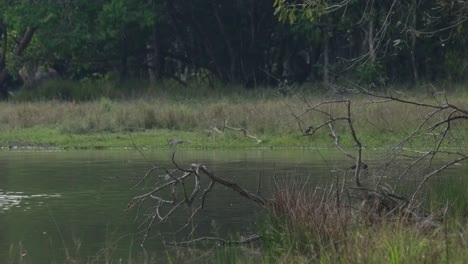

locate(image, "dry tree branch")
[[129, 85, 466, 247], [128, 152, 268, 246], [328, 123, 355, 161], [331, 84, 467, 203], [288, 83, 466, 225], [169, 234, 260, 246], [395, 107, 447, 148], [209, 120, 262, 144], [292, 99, 364, 187], [304, 118, 349, 136], [410, 155, 468, 204], [192, 164, 268, 206], [222, 120, 262, 144], [429, 115, 468, 131]]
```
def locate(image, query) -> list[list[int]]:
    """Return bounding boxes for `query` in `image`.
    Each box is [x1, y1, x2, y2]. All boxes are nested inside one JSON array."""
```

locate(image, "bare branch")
[[169, 234, 260, 246], [410, 155, 468, 204], [128, 151, 268, 246], [192, 164, 268, 206], [222, 120, 262, 144], [328, 123, 355, 161], [209, 120, 262, 144], [288, 98, 364, 187], [429, 115, 468, 131], [129, 85, 466, 248]]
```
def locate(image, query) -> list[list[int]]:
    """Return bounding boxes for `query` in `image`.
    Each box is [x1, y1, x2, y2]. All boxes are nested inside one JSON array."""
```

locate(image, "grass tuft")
[[257, 184, 468, 264]]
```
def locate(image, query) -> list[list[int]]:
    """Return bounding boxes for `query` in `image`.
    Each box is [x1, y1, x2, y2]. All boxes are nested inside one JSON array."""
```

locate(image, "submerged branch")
[[128, 152, 268, 246], [169, 234, 260, 246]]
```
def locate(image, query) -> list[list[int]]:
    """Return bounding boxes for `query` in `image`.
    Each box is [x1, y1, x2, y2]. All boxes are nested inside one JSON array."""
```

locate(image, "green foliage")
[[0, 0, 467, 96], [272, 0, 468, 84], [97, 0, 154, 50], [356, 61, 388, 84], [274, 0, 328, 24]]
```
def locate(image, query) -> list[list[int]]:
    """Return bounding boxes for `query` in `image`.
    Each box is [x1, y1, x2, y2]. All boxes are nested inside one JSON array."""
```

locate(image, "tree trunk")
[[368, 1, 376, 64], [0, 26, 37, 97], [247, 0, 258, 86], [212, 1, 236, 82], [0, 19, 6, 70], [274, 39, 286, 80], [147, 28, 161, 87], [323, 28, 329, 84], [14, 27, 37, 57], [187, 0, 223, 80], [410, 0, 419, 83], [0, 20, 7, 96], [119, 33, 128, 81]]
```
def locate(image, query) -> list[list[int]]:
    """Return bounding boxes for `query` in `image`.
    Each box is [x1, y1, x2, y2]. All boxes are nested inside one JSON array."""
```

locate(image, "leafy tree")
[[1, 0, 466, 99], [273, 0, 468, 84]]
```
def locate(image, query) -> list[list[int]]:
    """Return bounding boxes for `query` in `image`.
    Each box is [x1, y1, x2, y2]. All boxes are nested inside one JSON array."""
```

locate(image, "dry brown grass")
[[0, 94, 466, 145], [260, 182, 468, 264]]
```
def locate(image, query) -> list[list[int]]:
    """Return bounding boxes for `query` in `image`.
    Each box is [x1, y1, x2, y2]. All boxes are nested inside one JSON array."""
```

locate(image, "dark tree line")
[[0, 0, 466, 96]]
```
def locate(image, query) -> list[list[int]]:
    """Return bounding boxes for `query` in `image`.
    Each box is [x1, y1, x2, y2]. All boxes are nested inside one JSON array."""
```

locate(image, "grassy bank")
[[1, 88, 468, 149], [256, 189, 468, 264], [160, 189, 468, 264]]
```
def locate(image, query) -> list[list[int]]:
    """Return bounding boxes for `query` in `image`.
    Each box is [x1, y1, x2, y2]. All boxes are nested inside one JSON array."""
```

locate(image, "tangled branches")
[[129, 85, 467, 246], [290, 84, 467, 207], [128, 151, 267, 246]]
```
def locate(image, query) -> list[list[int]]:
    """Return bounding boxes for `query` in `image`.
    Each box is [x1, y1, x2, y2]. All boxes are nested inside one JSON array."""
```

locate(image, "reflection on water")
[[0, 190, 61, 212], [0, 149, 465, 262]]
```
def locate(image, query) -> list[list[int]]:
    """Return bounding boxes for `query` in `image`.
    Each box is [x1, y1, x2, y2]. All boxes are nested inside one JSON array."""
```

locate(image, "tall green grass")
[[1, 80, 467, 148], [257, 188, 468, 264], [130, 186, 467, 264]]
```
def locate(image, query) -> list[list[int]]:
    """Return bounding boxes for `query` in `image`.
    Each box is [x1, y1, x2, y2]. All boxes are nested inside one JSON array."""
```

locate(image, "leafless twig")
[[290, 99, 364, 187], [209, 120, 262, 144], [128, 152, 268, 246], [169, 234, 260, 246]]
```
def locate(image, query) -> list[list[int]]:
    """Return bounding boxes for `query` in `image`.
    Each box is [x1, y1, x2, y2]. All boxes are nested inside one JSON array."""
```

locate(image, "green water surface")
[[0, 149, 465, 263]]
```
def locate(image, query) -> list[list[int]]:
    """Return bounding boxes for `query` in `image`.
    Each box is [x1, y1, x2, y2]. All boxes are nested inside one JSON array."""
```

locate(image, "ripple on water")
[[0, 190, 61, 213]]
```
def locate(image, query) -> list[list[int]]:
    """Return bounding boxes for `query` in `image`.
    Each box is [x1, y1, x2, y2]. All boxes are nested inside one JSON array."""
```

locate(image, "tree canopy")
[[0, 0, 467, 96]]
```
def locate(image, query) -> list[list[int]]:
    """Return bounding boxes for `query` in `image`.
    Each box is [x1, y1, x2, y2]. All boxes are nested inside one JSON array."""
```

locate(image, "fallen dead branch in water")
[[128, 151, 267, 246], [129, 86, 467, 249], [128, 153, 439, 247], [169, 234, 260, 246]]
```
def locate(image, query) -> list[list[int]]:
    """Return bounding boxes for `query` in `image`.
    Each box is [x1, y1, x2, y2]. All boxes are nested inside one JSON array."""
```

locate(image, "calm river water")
[[0, 149, 466, 263]]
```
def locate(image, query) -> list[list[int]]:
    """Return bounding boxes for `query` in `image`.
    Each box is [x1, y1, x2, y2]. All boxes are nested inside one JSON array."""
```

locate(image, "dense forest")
[[0, 0, 467, 97]]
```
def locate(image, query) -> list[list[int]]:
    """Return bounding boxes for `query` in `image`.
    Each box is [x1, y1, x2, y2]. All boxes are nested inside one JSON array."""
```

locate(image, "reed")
[[258, 185, 468, 264]]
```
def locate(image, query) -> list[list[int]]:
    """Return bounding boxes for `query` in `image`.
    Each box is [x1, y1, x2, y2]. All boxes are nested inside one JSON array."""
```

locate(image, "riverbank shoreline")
[[1, 93, 467, 149], [1, 127, 461, 150]]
